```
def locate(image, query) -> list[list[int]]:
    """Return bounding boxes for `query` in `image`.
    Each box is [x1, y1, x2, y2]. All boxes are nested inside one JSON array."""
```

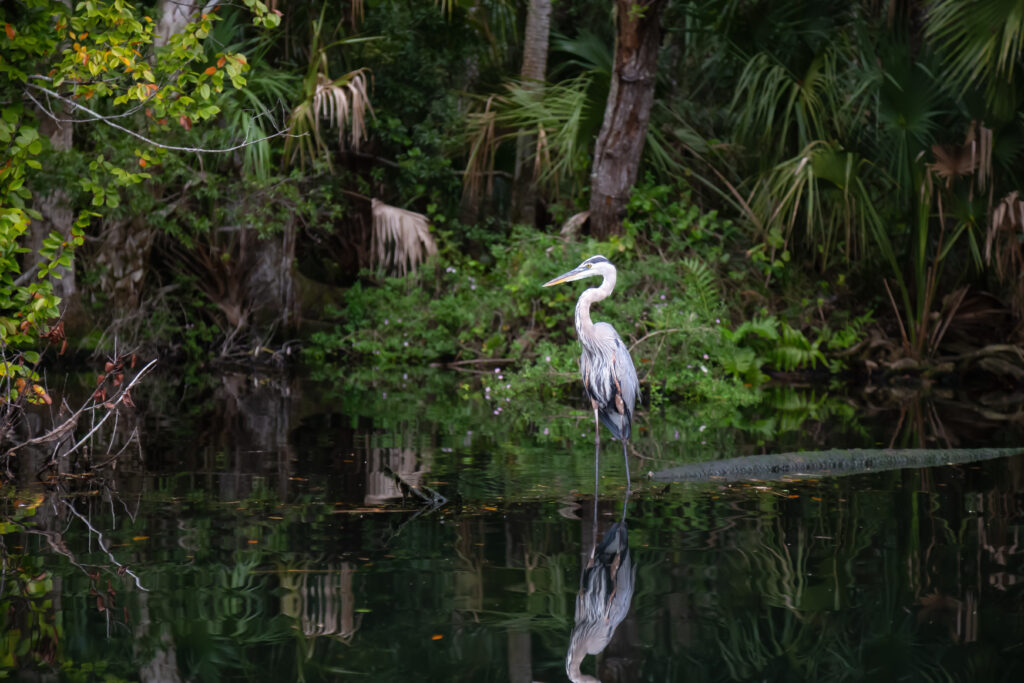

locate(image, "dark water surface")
[[3, 371, 1024, 681]]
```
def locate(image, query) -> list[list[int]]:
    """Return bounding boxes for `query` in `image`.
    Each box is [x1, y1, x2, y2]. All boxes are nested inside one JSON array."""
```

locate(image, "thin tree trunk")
[[588, 0, 666, 239], [29, 101, 81, 325], [154, 0, 216, 47], [510, 0, 552, 227]]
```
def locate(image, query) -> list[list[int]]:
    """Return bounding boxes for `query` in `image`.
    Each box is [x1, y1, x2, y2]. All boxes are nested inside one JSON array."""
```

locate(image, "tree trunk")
[[29, 99, 83, 329], [154, 0, 209, 47], [510, 0, 552, 227], [588, 0, 666, 239]]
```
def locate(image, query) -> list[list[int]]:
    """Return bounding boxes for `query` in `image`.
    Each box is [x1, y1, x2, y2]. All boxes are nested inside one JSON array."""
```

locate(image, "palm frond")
[[219, 67, 298, 180], [733, 43, 877, 164], [461, 76, 592, 204], [371, 199, 438, 277], [285, 68, 373, 169], [926, 0, 1024, 116], [750, 140, 892, 271], [986, 190, 1024, 267]]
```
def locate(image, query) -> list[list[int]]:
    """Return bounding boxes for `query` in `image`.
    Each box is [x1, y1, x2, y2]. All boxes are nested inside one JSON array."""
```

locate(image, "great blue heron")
[[543, 255, 639, 489]]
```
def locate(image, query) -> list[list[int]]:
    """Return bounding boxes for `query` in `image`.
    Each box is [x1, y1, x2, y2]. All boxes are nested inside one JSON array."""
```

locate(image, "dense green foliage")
[[5, 0, 1024, 404]]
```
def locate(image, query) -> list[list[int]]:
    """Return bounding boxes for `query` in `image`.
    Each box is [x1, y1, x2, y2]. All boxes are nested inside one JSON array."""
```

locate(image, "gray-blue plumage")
[[543, 255, 639, 484], [566, 521, 636, 682]]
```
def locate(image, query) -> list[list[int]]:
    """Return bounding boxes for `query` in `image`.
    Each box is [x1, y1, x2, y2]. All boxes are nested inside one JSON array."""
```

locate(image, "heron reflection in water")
[[566, 500, 636, 682], [543, 256, 639, 491]]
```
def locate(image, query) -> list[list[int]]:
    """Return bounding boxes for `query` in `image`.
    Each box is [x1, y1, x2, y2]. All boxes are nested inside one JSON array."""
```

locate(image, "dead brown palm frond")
[[371, 199, 438, 276], [285, 68, 373, 169], [985, 191, 1024, 319], [930, 143, 976, 185], [930, 120, 993, 192], [314, 69, 371, 151], [349, 0, 365, 27], [969, 120, 993, 192], [985, 191, 1024, 267]]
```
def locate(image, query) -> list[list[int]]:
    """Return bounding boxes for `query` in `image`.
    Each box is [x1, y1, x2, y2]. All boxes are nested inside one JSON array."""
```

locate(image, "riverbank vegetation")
[[5, 0, 1024, 430]]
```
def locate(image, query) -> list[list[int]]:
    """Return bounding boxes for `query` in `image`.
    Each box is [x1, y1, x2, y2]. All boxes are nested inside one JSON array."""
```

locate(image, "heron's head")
[[542, 255, 614, 287]]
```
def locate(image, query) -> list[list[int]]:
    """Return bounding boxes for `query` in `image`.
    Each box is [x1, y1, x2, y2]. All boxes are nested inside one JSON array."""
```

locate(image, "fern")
[[723, 316, 779, 344], [680, 256, 720, 319], [721, 315, 826, 379]]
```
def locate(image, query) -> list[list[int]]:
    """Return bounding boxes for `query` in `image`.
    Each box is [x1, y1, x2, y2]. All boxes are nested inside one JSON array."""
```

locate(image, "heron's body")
[[544, 255, 639, 487], [577, 320, 636, 441]]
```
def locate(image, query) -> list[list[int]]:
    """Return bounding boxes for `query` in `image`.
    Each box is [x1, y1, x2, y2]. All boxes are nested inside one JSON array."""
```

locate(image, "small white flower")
[[703, 353, 709, 360], [494, 368, 501, 373], [699, 425, 706, 432], [498, 375, 503, 380], [660, 294, 666, 300], [545, 356, 551, 363], [700, 364, 708, 373], [403, 341, 409, 347], [543, 427, 549, 435], [382, 392, 387, 399]]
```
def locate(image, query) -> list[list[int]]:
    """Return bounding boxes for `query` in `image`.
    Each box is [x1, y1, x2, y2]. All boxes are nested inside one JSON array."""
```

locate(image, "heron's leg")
[[622, 438, 631, 495], [592, 403, 600, 538]]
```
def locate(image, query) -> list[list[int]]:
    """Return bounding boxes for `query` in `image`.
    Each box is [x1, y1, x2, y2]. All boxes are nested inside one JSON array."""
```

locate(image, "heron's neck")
[[569, 643, 598, 683], [566, 649, 600, 683], [574, 270, 616, 347]]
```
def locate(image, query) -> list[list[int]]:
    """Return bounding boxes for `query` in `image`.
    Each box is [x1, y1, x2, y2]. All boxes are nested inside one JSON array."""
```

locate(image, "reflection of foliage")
[[629, 466, 1024, 682], [0, 502, 59, 674], [3, 434, 1024, 681]]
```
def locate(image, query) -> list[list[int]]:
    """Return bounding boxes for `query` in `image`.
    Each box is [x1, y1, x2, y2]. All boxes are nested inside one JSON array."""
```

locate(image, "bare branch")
[[6, 358, 158, 458], [25, 82, 298, 153]]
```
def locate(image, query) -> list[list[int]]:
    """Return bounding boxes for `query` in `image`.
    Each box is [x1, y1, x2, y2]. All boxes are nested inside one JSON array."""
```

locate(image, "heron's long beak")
[[543, 266, 588, 287]]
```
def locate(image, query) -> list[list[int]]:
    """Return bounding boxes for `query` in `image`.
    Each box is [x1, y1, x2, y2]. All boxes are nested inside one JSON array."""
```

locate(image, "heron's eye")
[[586, 263, 592, 269]]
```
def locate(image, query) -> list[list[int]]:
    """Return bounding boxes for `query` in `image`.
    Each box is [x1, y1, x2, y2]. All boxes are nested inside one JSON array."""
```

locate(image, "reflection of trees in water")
[[447, 508, 579, 682], [652, 458, 1024, 681], [364, 447, 428, 505], [279, 562, 361, 641]]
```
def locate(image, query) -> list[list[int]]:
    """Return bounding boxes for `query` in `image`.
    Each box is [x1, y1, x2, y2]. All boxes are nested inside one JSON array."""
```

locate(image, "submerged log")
[[651, 447, 1024, 483]]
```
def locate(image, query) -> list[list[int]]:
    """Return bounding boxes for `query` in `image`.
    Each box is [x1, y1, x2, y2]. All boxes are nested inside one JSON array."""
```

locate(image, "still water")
[[3, 370, 1024, 681]]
